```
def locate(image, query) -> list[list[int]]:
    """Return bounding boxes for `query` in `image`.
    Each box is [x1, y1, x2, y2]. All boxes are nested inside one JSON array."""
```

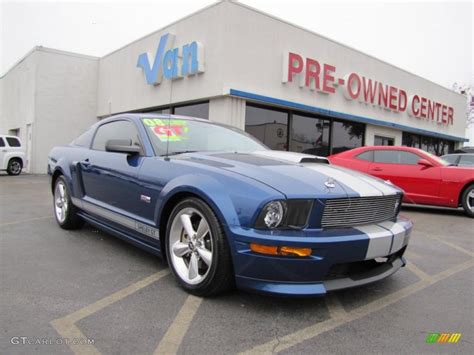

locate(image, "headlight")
[[255, 200, 313, 230]]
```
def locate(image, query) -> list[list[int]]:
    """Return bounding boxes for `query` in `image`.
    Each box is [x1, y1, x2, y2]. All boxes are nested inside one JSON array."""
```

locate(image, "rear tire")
[[165, 198, 234, 297], [53, 176, 84, 229], [6, 158, 22, 175], [461, 184, 474, 218]]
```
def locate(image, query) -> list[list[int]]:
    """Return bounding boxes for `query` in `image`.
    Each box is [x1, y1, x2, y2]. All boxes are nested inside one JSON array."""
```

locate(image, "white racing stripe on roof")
[[304, 164, 384, 197], [355, 224, 393, 260]]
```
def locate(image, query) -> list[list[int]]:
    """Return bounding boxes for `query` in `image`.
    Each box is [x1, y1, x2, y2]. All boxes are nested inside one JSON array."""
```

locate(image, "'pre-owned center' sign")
[[282, 52, 454, 125]]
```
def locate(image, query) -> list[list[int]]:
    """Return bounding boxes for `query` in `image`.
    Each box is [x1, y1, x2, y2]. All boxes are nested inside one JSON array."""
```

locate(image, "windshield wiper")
[[161, 150, 198, 157]]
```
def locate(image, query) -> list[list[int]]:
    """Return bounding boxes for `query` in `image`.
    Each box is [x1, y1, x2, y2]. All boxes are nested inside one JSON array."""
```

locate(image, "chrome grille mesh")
[[321, 195, 400, 228]]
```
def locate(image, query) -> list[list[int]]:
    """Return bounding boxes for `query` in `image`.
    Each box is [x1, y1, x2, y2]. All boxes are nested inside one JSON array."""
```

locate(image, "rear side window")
[[398, 151, 421, 165], [73, 128, 95, 148], [459, 155, 474, 166], [356, 151, 374, 161], [374, 150, 399, 164], [0, 138, 4, 147], [92, 120, 141, 151], [374, 150, 420, 165], [6, 137, 21, 147]]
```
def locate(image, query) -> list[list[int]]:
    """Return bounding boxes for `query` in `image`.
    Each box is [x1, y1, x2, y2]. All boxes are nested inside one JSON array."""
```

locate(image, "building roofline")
[[1, 0, 464, 99], [233, 1, 464, 98], [0, 46, 98, 79]]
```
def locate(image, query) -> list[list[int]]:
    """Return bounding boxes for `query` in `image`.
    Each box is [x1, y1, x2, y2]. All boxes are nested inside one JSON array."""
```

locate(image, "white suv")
[[0, 135, 26, 175]]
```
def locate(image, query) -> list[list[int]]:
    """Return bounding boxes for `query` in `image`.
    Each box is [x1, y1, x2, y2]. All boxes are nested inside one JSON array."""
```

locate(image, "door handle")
[[371, 167, 383, 172], [1, 149, 6, 153]]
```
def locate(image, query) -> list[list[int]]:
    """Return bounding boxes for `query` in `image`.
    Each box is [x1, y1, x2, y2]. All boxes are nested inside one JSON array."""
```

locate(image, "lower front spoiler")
[[235, 256, 406, 297]]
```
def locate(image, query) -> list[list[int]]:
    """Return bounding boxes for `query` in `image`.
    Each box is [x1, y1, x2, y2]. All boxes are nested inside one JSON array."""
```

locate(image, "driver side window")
[[92, 120, 141, 152]]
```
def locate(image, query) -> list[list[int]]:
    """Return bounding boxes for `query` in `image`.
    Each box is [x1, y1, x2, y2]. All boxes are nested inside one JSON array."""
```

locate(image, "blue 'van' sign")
[[137, 33, 204, 85]]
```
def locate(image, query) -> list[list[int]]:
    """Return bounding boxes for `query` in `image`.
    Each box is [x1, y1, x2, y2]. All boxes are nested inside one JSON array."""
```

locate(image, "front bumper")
[[227, 215, 412, 296]]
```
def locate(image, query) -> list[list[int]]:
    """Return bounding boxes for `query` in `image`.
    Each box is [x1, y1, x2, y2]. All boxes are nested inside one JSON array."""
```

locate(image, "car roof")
[[100, 113, 210, 125], [337, 145, 422, 156], [0, 135, 21, 139]]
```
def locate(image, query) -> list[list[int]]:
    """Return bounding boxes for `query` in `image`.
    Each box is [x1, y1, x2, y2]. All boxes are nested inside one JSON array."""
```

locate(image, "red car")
[[329, 146, 474, 217]]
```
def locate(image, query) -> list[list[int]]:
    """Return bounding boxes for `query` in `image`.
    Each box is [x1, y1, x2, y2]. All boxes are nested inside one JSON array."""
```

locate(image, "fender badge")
[[324, 177, 336, 189], [140, 195, 151, 203]]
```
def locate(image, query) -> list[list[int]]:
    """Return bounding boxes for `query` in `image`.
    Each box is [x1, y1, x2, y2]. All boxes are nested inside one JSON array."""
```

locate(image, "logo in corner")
[[324, 177, 336, 189]]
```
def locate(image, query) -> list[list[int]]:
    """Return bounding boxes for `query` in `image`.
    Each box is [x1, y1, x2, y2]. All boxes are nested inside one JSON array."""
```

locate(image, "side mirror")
[[105, 139, 141, 155], [417, 158, 433, 168]]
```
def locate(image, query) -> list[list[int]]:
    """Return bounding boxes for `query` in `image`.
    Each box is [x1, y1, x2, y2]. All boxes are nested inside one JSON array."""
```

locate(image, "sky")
[[1, 0, 472, 89]]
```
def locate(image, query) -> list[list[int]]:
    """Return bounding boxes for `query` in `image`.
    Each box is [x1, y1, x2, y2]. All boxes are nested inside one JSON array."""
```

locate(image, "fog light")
[[250, 243, 312, 257]]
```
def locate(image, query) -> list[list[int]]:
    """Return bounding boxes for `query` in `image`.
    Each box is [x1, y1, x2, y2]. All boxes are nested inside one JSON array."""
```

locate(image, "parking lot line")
[[51, 270, 169, 354], [406, 262, 432, 281], [325, 294, 347, 319], [153, 295, 203, 354], [0, 216, 52, 227], [425, 234, 474, 257], [240, 259, 474, 354]]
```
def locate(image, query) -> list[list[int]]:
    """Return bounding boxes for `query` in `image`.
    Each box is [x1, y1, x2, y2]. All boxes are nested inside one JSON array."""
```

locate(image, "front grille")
[[321, 195, 400, 228]]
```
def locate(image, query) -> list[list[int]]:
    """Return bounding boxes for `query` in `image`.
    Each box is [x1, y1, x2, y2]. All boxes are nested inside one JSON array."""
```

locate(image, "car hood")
[[175, 151, 401, 198]]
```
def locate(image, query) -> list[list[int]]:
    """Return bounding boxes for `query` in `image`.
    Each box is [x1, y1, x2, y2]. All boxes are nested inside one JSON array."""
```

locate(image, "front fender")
[[155, 173, 240, 228]]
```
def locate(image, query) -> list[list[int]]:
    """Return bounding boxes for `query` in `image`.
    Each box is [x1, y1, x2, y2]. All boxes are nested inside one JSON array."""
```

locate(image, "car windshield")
[[141, 117, 267, 156], [423, 150, 450, 166]]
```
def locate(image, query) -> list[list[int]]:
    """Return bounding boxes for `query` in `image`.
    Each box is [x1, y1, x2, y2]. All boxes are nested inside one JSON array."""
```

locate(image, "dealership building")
[[0, 0, 467, 173]]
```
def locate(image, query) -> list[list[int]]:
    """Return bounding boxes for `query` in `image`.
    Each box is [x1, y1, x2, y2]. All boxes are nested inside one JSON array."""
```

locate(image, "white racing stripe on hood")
[[355, 224, 393, 259], [346, 169, 400, 195], [252, 150, 326, 163], [303, 164, 384, 197]]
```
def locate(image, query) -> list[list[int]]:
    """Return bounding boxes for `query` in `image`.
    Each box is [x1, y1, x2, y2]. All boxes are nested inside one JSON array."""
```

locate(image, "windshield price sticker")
[[143, 118, 188, 142]]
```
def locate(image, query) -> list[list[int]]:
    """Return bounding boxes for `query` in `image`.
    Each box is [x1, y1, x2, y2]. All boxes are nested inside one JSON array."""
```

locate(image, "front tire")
[[165, 198, 234, 296], [461, 184, 474, 218], [53, 176, 84, 229], [7, 158, 22, 175]]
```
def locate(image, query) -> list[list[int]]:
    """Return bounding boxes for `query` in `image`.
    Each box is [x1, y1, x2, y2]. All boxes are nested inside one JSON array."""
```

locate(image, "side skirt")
[[78, 212, 163, 258]]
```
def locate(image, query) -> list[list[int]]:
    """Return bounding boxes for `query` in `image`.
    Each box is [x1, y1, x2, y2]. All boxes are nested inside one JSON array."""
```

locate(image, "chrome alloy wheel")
[[169, 207, 213, 285], [467, 190, 474, 212], [54, 181, 68, 223]]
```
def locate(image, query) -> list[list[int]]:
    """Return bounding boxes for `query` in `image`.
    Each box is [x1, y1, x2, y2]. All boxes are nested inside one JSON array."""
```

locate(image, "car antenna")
[[164, 61, 174, 162]]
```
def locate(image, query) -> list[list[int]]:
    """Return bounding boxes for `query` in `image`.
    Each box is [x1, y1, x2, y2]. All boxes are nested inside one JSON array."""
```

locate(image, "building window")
[[438, 140, 454, 156], [421, 136, 438, 155], [402, 133, 420, 148], [245, 105, 288, 150], [402, 132, 454, 156], [290, 114, 330, 156], [374, 135, 394, 146], [331, 120, 365, 154], [174, 102, 209, 119]]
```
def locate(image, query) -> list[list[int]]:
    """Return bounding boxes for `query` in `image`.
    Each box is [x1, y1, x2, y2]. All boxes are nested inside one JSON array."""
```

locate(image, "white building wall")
[[1, 47, 99, 173], [209, 96, 246, 130], [365, 125, 402, 146], [34, 49, 99, 173], [96, 1, 466, 141], [0, 50, 38, 171]]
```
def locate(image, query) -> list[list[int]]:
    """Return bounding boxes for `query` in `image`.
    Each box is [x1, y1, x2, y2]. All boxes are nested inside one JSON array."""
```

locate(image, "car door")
[[0, 137, 5, 168], [79, 119, 147, 219], [369, 149, 441, 203]]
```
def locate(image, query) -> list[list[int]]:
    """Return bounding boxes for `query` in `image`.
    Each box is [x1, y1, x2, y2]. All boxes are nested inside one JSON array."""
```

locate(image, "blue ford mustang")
[[48, 114, 412, 297]]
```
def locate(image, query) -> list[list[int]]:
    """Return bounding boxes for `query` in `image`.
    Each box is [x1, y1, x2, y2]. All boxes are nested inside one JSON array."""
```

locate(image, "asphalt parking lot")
[[1, 174, 473, 354]]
